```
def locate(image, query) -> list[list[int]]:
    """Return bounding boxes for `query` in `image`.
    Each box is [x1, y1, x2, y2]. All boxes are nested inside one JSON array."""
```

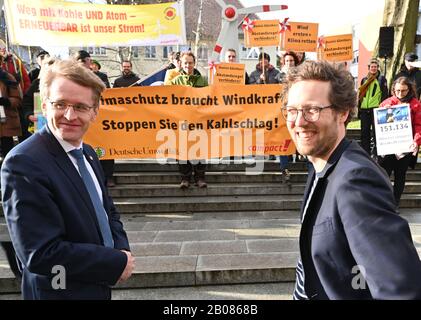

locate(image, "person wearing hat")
[[394, 52, 421, 99], [248, 52, 281, 84], [90, 59, 110, 89]]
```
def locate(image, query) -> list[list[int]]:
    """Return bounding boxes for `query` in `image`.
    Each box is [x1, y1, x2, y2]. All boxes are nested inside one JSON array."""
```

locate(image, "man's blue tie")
[[69, 148, 114, 248]]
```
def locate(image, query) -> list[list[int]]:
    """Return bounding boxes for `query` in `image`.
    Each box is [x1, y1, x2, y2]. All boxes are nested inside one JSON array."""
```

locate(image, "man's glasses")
[[48, 100, 95, 114], [281, 105, 334, 123]]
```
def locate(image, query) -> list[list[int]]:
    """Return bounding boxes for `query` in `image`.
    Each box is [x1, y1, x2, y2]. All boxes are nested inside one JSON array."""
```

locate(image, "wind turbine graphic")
[[211, 0, 288, 62]]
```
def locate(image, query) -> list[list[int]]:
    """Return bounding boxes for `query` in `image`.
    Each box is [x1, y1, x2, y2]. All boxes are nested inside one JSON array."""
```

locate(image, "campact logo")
[[95, 147, 106, 158], [164, 7, 176, 20]]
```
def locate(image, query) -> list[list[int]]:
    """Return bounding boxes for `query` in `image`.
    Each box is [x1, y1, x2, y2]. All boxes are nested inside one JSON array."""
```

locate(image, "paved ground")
[[0, 282, 294, 300]]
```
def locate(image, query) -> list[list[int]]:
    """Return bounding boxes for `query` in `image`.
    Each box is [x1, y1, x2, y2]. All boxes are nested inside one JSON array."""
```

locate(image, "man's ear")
[[339, 110, 350, 123], [90, 106, 98, 122]]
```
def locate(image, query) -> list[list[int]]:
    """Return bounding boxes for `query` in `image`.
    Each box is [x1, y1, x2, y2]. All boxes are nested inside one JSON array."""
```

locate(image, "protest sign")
[[210, 62, 245, 85], [84, 84, 295, 160], [321, 34, 353, 62], [374, 104, 413, 156], [244, 20, 280, 48], [4, 0, 186, 46], [283, 22, 319, 52]]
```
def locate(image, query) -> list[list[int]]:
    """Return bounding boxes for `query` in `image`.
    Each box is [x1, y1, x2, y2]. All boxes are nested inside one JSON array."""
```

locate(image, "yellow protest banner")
[[283, 22, 319, 52], [321, 34, 353, 62], [210, 63, 246, 85], [4, 0, 186, 46], [244, 20, 280, 48], [84, 84, 295, 160]]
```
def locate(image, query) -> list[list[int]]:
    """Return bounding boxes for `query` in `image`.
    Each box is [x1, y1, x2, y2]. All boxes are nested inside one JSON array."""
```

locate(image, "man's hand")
[[118, 250, 135, 283], [410, 141, 419, 156]]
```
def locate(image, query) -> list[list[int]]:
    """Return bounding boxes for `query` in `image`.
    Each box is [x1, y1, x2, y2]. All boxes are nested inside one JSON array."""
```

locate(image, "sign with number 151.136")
[[374, 104, 413, 156]]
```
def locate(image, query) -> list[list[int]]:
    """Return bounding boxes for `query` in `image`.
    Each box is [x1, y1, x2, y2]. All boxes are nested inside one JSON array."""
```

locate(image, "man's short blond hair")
[[39, 58, 105, 107]]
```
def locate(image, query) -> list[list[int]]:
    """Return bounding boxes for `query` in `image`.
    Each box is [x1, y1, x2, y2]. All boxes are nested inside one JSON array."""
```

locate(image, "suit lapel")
[[40, 127, 99, 224], [82, 145, 110, 218]]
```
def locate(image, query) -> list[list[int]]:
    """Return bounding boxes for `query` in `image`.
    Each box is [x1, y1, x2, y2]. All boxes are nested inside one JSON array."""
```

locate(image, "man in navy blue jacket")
[[1, 58, 135, 300], [281, 60, 421, 299]]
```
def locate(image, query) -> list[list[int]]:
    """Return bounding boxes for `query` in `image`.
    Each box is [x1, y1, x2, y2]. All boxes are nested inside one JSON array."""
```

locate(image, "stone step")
[[1, 209, 420, 294], [112, 159, 421, 173], [109, 182, 421, 198], [114, 170, 421, 185]]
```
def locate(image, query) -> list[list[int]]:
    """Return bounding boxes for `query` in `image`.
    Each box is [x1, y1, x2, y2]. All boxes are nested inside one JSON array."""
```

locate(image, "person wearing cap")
[[248, 52, 281, 84], [90, 59, 110, 89], [394, 52, 421, 99], [29, 50, 49, 82]]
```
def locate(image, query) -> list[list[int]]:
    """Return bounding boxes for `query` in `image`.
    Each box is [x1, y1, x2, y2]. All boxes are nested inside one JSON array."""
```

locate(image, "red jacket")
[[380, 96, 421, 145]]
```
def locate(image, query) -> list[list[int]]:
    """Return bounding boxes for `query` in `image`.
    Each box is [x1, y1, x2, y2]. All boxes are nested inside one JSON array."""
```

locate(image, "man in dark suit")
[[1, 58, 135, 300], [281, 60, 421, 299]]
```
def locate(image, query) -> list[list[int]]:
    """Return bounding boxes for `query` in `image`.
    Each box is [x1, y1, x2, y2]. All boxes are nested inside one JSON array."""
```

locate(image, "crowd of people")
[[1, 44, 421, 300]]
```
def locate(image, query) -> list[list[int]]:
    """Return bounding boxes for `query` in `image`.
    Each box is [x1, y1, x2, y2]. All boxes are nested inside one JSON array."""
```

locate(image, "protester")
[[91, 59, 110, 88], [0, 46, 31, 94], [1, 58, 134, 300], [28, 50, 49, 82], [75, 50, 115, 187], [378, 76, 421, 204], [224, 48, 249, 84], [22, 57, 53, 137], [394, 52, 421, 99], [170, 51, 208, 188], [281, 60, 421, 299], [113, 60, 140, 87], [167, 51, 181, 70], [358, 59, 388, 157], [248, 52, 281, 84], [0, 68, 23, 281]]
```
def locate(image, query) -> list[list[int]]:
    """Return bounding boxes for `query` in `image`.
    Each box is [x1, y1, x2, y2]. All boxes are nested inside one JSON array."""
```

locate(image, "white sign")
[[374, 104, 413, 156]]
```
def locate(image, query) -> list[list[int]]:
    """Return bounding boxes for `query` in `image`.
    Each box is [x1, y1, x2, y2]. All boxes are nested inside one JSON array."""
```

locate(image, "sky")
[[239, 0, 385, 35]]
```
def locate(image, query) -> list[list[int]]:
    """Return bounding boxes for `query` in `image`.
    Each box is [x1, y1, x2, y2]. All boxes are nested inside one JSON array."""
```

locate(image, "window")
[[82, 47, 107, 56], [239, 45, 259, 59], [163, 46, 175, 59], [132, 47, 139, 58], [145, 46, 156, 59], [197, 45, 208, 60]]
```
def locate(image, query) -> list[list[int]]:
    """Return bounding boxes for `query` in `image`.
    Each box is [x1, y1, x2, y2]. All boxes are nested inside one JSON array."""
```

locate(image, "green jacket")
[[359, 73, 388, 109], [170, 69, 208, 87]]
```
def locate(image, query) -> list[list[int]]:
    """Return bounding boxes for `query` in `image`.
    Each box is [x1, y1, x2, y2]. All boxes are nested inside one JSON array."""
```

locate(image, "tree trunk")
[[374, 0, 420, 85]]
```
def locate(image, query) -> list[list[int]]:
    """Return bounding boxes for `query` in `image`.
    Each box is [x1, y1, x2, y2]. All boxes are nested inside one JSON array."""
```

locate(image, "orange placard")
[[283, 22, 319, 52], [244, 20, 280, 48], [84, 84, 295, 160], [210, 62, 245, 85], [321, 34, 353, 62]]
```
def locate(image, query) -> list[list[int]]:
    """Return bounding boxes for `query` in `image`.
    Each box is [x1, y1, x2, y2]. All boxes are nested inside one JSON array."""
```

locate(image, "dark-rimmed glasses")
[[281, 105, 334, 123]]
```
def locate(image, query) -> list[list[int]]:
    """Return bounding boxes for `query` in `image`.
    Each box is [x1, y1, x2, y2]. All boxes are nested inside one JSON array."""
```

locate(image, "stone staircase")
[[1, 129, 421, 299]]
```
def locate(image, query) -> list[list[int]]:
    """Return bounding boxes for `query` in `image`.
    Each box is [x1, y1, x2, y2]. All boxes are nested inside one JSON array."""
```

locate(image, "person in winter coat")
[[394, 52, 421, 100], [378, 76, 421, 204], [358, 59, 389, 157], [113, 60, 140, 88], [248, 52, 281, 84], [170, 52, 208, 189]]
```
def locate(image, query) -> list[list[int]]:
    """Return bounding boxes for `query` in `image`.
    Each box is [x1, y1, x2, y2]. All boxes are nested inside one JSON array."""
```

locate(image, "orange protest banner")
[[244, 20, 280, 48], [283, 22, 319, 52], [84, 84, 295, 160], [321, 34, 353, 62], [210, 62, 245, 85]]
